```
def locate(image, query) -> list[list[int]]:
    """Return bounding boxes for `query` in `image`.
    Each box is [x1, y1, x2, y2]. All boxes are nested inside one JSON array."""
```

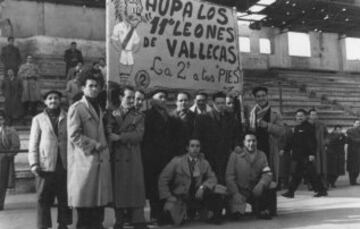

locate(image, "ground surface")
[[1, 176, 359, 229]]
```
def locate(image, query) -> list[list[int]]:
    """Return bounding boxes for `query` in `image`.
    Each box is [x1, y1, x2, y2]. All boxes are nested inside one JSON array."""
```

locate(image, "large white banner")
[[107, 0, 242, 93]]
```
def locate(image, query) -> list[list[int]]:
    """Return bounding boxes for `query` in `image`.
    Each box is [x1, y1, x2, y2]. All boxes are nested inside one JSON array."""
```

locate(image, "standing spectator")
[[248, 87, 284, 215], [278, 123, 293, 190], [327, 125, 346, 188], [67, 75, 112, 229], [1, 36, 21, 74], [189, 92, 212, 115], [0, 118, 20, 211], [308, 109, 329, 192], [18, 55, 42, 116], [226, 133, 273, 220], [106, 86, 148, 229], [28, 90, 72, 229], [66, 62, 83, 81], [1, 69, 23, 123], [170, 92, 196, 156], [65, 73, 82, 105], [134, 89, 145, 112], [98, 57, 107, 80], [282, 109, 327, 198], [64, 42, 83, 76], [142, 90, 172, 224], [346, 120, 360, 185], [193, 92, 241, 185], [158, 138, 223, 225]]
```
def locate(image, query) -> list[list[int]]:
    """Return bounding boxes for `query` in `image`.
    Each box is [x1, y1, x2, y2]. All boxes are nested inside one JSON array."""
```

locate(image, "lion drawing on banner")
[[111, 0, 150, 84]]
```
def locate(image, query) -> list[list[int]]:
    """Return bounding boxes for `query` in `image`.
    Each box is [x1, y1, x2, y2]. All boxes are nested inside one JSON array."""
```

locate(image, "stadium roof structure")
[[206, 0, 360, 36]]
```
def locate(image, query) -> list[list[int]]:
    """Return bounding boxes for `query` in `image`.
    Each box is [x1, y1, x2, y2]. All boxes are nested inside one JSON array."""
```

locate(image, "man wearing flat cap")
[[248, 86, 284, 216], [142, 89, 173, 224], [28, 90, 72, 229]]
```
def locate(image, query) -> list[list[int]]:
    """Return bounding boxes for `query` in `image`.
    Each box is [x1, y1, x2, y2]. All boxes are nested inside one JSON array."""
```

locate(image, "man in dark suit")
[[282, 109, 327, 198], [170, 92, 196, 156], [1, 36, 21, 74], [64, 42, 83, 76], [142, 90, 172, 224], [194, 92, 241, 185]]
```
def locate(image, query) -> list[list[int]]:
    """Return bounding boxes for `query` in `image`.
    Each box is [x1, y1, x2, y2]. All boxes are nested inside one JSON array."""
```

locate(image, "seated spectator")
[[65, 72, 82, 105], [226, 132, 273, 220], [0, 117, 20, 211], [158, 138, 224, 226], [66, 61, 83, 81]]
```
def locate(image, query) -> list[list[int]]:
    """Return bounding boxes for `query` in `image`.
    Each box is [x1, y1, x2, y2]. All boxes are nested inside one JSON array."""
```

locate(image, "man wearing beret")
[[249, 86, 284, 216], [28, 90, 72, 229]]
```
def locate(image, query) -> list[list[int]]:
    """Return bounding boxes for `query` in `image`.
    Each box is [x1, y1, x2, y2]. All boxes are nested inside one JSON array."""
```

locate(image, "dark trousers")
[[76, 207, 104, 229], [149, 198, 163, 221], [159, 188, 223, 225], [36, 163, 72, 228], [0, 156, 12, 209], [327, 175, 338, 186], [248, 188, 274, 216], [349, 172, 359, 185], [288, 159, 326, 193], [23, 101, 39, 116], [114, 207, 146, 228]]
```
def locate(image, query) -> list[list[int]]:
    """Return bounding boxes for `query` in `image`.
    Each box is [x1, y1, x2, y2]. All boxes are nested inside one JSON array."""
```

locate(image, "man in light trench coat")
[[67, 74, 112, 229]]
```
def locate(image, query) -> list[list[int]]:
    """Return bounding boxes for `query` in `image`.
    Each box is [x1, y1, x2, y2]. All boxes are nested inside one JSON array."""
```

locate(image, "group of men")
[[27, 66, 350, 229]]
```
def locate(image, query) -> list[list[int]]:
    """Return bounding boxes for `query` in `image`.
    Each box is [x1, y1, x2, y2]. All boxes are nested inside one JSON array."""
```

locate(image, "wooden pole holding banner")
[[232, 7, 246, 132], [105, 0, 111, 109]]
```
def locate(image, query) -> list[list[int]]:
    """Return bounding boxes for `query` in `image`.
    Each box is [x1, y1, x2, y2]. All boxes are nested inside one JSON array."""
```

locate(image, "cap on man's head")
[[43, 90, 63, 100], [151, 89, 168, 98], [252, 86, 268, 96]]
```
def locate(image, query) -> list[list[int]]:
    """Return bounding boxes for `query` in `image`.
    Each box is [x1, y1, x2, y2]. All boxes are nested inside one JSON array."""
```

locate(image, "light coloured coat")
[[28, 110, 67, 171], [67, 96, 112, 207], [226, 149, 272, 213]]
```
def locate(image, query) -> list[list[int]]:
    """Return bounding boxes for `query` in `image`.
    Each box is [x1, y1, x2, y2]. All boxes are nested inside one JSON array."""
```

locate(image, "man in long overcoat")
[[346, 120, 360, 185], [64, 42, 83, 75], [1, 69, 23, 123], [248, 87, 284, 216], [106, 86, 147, 229], [1, 36, 21, 74], [67, 74, 112, 229], [142, 90, 172, 222]]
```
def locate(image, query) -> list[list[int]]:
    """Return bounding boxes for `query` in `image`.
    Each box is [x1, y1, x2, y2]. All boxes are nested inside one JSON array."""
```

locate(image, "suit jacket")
[[28, 110, 67, 171], [158, 154, 217, 200], [67, 96, 112, 207], [1, 45, 21, 70]]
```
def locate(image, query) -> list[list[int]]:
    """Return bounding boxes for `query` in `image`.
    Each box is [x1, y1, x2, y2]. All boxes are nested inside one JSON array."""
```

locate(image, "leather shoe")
[[281, 191, 294, 198], [314, 191, 328, 197]]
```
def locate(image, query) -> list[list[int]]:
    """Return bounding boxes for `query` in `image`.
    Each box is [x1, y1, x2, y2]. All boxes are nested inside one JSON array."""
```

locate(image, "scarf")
[[249, 103, 271, 131]]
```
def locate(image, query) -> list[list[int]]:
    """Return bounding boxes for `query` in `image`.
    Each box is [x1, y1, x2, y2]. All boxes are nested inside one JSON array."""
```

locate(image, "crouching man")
[[158, 138, 224, 226], [226, 132, 273, 220]]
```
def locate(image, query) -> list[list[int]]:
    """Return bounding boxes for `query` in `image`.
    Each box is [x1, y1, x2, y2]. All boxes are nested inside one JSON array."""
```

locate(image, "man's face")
[[187, 139, 201, 157], [7, 69, 14, 78], [134, 91, 145, 110], [195, 95, 207, 110], [214, 97, 226, 113], [71, 43, 76, 50], [176, 93, 189, 111], [354, 121, 360, 128], [26, 56, 33, 64], [121, 89, 135, 109], [244, 134, 257, 152], [255, 90, 268, 107], [295, 111, 306, 124], [76, 62, 83, 70], [99, 59, 105, 66], [152, 92, 167, 107], [44, 93, 60, 109], [334, 127, 341, 133], [82, 79, 99, 98], [226, 96, 234, 111], [8, 39, 14, 45], [309, 111, 318, 122]]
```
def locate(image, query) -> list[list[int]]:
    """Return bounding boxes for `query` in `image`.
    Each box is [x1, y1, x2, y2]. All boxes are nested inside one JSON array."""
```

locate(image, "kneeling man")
[[226, 132, 273, 220], [158, 138, 224, 225]]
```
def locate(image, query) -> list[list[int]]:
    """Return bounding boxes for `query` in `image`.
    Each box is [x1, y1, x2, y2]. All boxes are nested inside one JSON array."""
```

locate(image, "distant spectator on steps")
[[1, 69, 23, 123], [18, 55, 41, 116], [64, 41, 83, 76], [1, 36, 21, 75]]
